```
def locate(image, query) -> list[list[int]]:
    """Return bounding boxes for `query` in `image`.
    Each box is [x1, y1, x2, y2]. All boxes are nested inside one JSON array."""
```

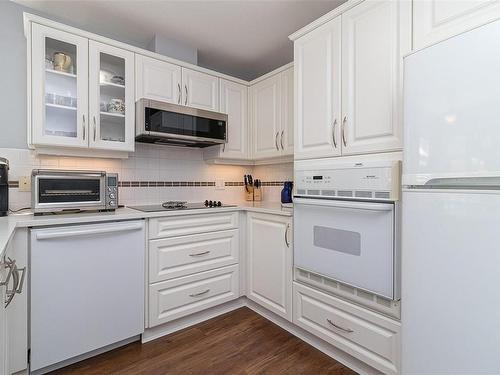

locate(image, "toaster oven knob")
[[109, 200, 116, 207], [109, 193, 116, 199], [107, 187, 112, 192]]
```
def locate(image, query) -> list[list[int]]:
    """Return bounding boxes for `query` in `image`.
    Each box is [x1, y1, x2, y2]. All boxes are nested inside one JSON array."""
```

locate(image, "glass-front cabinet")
[[31, 24, 135, 153], [32, 23, 88, 148], [89, 41, 134, 151]]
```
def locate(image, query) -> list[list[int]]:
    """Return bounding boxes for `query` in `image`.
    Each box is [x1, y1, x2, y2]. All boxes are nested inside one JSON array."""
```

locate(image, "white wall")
[[1, 145, 293, 210]]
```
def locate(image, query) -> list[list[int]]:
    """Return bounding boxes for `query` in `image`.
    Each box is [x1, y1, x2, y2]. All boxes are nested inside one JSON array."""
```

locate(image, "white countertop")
[[0, 202, 292, 258]]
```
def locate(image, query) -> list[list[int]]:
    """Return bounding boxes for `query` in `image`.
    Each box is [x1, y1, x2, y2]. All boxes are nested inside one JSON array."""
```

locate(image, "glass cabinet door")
[[89, 40, 135, 152], [31, 23, 89, 148]]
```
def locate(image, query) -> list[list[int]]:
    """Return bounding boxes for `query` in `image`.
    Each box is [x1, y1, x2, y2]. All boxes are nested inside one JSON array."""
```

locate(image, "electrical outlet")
[[215, 178, 225, 190], [19, 176, 31, 192]]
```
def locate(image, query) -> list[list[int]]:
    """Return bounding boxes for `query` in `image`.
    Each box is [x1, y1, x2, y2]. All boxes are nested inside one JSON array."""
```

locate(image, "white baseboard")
[[141, 297, 246, 343], [142, 296, 380, 375]]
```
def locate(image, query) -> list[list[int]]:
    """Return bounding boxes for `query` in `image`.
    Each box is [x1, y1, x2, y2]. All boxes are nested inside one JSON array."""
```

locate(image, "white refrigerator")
[[402, 20, 500, 374]]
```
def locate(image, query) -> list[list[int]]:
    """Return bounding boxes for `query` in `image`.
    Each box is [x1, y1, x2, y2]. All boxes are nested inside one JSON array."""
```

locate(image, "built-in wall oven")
[[294, 159, 401, 301], [32, 170, 118, 215]]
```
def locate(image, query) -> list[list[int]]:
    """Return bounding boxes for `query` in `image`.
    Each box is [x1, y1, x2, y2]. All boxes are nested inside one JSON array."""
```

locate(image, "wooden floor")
[[51, 307, 357, 375]]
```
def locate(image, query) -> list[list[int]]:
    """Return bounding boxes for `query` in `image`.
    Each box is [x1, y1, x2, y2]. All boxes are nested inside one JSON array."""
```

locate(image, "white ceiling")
[[14, 0, 345, 80]]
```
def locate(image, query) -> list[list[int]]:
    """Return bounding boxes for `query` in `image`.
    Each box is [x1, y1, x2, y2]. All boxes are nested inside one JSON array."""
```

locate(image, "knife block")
[[245, 186, 254, 201], [253, 187, 262, 201]]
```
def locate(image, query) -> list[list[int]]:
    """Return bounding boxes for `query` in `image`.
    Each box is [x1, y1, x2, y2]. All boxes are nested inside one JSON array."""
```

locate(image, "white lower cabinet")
[[147, 212, 240, 328], [0, 259, 7, 375], [149, 265, 239, 327], [149, 212, 238, 239], [293, 282, 401, 375], [246, 212, 292, 321], [149, 229, 239, 282]]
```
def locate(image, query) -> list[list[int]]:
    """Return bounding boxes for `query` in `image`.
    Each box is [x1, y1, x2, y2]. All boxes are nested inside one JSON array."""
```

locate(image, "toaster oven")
[[32, 170, 118, 215]]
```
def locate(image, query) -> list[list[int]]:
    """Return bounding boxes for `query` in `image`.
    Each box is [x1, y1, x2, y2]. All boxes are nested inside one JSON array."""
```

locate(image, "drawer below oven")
[[148, 265, 239, 327], [293, 282, 400, 375]]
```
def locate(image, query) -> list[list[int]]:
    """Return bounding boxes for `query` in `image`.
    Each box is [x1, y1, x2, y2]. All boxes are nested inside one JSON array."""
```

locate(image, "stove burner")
[[161, 201, 187, 209]]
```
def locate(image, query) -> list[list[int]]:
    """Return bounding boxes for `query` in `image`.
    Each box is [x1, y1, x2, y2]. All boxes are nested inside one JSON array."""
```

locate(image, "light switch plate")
[[215, 178, 225, 190], [19, 176, 31, 192]]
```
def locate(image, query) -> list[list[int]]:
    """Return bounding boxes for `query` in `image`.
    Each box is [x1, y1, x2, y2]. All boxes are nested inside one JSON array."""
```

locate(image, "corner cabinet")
[[30, 23, 135, 153], [247, 212, 292, 321], [204, 79, 250, 161], [251, 67, 294, 160], [293, 0, 411, 160]]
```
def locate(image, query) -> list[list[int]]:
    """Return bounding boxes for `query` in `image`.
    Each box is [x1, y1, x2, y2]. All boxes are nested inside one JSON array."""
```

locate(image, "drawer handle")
[[189, 289, 210, 297], [189, 251, 211, 257], [327, 319, 354, 333]]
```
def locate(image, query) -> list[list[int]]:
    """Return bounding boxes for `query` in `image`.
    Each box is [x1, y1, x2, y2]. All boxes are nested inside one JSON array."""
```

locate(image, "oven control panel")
[[105, 173, 119, 209], [294, 160, 401, 201]]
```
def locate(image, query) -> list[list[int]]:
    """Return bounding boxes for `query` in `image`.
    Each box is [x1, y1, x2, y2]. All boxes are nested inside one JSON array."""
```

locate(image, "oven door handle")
[[293, 197, 394, 211]]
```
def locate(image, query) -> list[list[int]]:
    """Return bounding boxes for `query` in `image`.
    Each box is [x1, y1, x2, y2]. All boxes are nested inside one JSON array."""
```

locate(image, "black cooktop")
[[128, 201, 236, 212]]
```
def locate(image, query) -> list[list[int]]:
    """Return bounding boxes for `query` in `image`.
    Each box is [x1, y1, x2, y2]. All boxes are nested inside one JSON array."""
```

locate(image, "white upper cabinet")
[[280, 67, 294, 156], [181, 68, 219, 111], [247, 212, 292, 321], [89, 41, 135, 152], [294, 18, 341, 160], [341, 0, 411, 155], [413, 0, 500, 50], [135, 58, 219, 111], [251, 67, 294, 160], [31, 23, 89, 149], [218, 79, 249, 159], [135, 54, 181, 104], [251, 73, 282, 159]]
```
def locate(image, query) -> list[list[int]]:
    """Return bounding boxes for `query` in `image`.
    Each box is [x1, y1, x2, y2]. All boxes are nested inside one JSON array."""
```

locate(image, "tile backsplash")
[[0, 144, 293, 210]]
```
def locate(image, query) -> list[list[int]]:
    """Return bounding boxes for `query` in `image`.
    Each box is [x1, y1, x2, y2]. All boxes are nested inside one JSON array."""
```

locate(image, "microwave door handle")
[[293, 197, 393, 211]]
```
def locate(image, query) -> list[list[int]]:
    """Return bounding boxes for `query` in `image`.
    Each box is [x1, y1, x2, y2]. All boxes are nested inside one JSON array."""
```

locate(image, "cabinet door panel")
[[294, 18, 341, 160], [182, 68, 219, 111], [280, 67, 294, 156], [31, 24, 89, 148], [89, 41, 135, 152], [135, 54, 181, 104], [219, 79, 249, 159], [414, 0, 500, 50], [247, 213, 292, 321], [341, 0, 410, 155], [251, 75, 282, 159]]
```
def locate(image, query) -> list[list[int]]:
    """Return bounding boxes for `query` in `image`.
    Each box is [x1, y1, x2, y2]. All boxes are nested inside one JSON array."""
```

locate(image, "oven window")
[[313, 226, 361, 256], [38, 179, 101, 203]]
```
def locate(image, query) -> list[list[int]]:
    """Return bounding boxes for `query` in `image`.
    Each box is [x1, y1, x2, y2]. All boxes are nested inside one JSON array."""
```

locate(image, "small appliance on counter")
[[0, 157, 8, 216], [281, 181, 293, 204], [31, 169, 118, 215]]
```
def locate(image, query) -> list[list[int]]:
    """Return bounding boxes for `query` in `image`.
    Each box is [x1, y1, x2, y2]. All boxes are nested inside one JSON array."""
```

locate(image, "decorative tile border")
[[7, 180, 287, 189]]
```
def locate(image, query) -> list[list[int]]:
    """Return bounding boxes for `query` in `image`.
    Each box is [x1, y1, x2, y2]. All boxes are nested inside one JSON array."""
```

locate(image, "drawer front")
[[149, 212, 239, 239], [149, 265, 239, 327], [149, 229, 239, 282], [293, 282, 400, 374]]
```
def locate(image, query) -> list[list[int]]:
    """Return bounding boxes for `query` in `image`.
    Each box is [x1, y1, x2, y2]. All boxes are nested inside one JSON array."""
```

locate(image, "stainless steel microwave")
[[135, 99, 228, 147], [31, 170, 118, 215]]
